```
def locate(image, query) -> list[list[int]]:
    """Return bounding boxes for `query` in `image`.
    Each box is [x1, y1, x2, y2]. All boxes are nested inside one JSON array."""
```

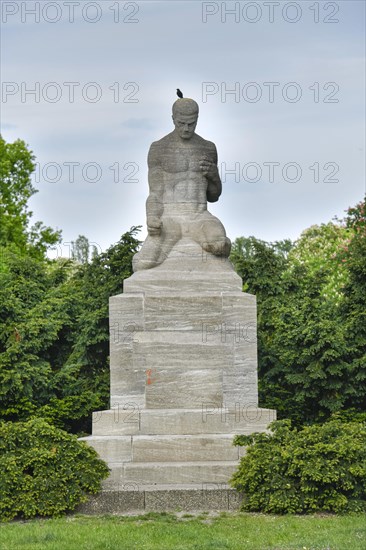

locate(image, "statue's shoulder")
[[148, 133, 174, 167], [194, 135, 218, 160], [194, 134, 217, 150], [150, 132, 174, 149]]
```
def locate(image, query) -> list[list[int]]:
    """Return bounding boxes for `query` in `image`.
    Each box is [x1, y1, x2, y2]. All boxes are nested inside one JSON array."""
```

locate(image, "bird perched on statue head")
[[176, 88, 183, 98]]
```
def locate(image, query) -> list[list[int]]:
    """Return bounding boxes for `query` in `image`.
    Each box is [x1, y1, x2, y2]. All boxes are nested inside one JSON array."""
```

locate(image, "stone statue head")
[[172, 98, 199, 140]]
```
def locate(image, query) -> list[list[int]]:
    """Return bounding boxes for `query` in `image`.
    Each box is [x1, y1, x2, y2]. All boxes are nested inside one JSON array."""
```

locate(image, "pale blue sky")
[[1, 0, 365, 254]]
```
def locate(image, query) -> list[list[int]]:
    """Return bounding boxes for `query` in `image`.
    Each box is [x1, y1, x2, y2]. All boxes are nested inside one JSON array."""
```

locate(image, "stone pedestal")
[[82, 239, 276, 507]]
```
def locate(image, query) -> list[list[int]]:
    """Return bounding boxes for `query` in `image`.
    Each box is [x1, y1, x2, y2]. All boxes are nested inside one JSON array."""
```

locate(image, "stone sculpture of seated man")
[[132, 98, 231, 272]]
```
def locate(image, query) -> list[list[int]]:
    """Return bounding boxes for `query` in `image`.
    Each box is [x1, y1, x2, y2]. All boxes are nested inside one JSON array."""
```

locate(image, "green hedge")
[[231, 416, 366, 514], [0, 419, 109, 521]]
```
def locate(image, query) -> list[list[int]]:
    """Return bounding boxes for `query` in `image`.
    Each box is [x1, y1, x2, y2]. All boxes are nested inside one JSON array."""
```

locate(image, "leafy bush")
[[0, 418, 109, 521], [231, 417, 366, 514]]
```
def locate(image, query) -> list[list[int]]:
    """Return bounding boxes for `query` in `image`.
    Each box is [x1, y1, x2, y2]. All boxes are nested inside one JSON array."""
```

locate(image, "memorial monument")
[[81, 98, 276, 512]]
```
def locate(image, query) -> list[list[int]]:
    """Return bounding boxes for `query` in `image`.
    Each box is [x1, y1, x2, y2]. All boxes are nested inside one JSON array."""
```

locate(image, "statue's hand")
[[200, 156, 217, 179], [147, 216, 162, 236]]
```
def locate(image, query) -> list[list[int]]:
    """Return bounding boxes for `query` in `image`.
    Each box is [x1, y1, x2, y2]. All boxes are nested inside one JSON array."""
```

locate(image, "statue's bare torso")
[[153, 133, 216, 207]]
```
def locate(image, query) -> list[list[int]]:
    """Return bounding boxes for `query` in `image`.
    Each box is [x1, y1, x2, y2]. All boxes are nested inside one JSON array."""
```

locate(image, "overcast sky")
[[1, 0, 365, 256]]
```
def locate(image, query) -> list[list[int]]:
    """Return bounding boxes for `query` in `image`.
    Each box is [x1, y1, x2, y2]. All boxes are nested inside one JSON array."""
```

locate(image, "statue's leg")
[[132, 216, 181, 271], [190, 211, 231, 258], [132, 235, 163, 271], [158, 216, 181, 263]]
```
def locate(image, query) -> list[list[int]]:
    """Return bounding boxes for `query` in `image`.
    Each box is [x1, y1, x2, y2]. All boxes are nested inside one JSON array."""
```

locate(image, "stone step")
[[122, 240, 243, 294], [80, 434, 244, 463], [92, 406, 276, 436], [80, 435, 132, 463], [132, 434, 242, 462], [105, 461, 239, 486], [77, 485, 243, 514]]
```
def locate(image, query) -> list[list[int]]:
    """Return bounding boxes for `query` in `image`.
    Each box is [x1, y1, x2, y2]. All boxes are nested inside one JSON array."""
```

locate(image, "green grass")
[[0, 512, 365, 550]]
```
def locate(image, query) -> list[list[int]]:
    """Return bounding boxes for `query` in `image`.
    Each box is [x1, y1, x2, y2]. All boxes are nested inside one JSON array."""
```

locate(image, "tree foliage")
[[230, 200, 366, 424], [0, 135, 61, 257], [0, 230, 140, 433], [0, 136, 36, 250], [0, 130, 141, 433], [230, 236, 293, 298], [340, 199, 366, 400]]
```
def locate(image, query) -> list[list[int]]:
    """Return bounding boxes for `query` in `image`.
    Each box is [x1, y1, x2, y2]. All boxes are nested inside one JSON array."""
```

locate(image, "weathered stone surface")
[[143, 294, 223, 331], [79, 435, 133, 463], [222, 366, 258, 390], [91, 407, 275, 439], [222, 292, 257, 323], [144, 487, 233, 511], [109, 293, 145, 402], [223, 390, 258, 409], [76, 486, 243, 514], [129, 330, 231, 408], [82, 434, 240, 465], [109, 394, 146, 409], [110, 366, 146, 401], [91, 408, 275, 437], [132, 434, 239, 462], [107, 461, 238, 486], [124, 241, 242, 294], [109, 294, 144, 346], [92, 407, 139, 436], [140, 408, 275, 435], [228, 488, 244, 511], [146, 368, 223, 409], [109, 292, 259, 411], [76, 489, 145, 514], [133, 331, 232, 368]]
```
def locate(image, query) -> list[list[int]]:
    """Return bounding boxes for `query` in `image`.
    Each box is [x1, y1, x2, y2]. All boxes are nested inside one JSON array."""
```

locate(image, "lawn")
[[0, 512, 365, 550]]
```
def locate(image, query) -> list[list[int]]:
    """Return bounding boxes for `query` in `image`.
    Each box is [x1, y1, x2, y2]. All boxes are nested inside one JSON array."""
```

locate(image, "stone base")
[[82, 243, 276, 501], [124, 238, 242, 294], [108, 291, 260, 408], [76, 485, 243, 514], [81, 407, 275, 489]]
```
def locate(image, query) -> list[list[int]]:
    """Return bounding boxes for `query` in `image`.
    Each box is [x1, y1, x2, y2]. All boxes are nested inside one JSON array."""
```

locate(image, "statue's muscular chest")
[[161, 147, 202, 174]]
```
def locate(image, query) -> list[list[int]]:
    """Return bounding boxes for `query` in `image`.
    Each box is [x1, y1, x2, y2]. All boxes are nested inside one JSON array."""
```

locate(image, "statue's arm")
[[204, 143, 222, 203], [146, 143, 164, 235]]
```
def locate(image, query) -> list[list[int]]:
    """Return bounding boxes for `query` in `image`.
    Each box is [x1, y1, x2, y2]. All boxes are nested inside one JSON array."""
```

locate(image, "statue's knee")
[[132, 240, 161, 272], [132, 252, 148, 272], [202, 237, 231, 258]]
